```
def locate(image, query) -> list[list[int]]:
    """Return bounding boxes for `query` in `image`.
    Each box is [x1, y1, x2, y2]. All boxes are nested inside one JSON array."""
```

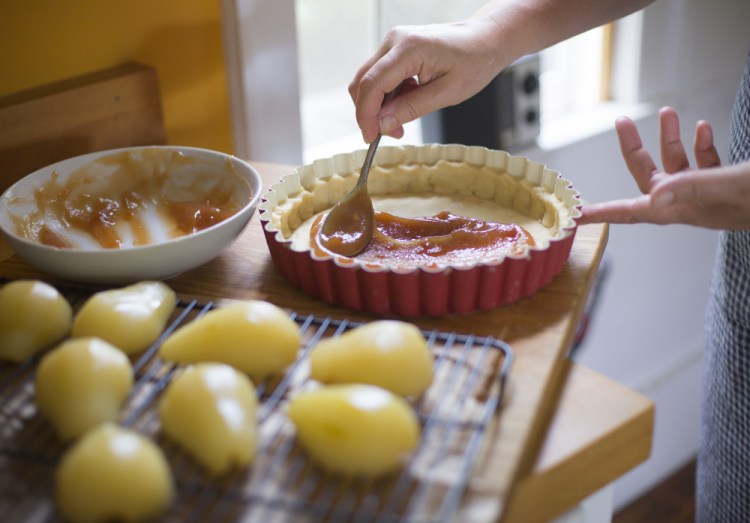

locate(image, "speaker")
[[421, 54, 540, 151]]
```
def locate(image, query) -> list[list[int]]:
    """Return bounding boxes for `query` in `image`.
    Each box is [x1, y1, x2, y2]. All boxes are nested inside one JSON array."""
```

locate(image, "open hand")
[[580, 106, 750, 229]]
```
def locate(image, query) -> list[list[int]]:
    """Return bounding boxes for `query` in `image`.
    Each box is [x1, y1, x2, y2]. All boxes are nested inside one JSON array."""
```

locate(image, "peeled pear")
[[287, 384, 420, 477], [35, 337, 133, 441], [159, 363, 258, 475], [56, 423, 174, 523], [159, 300, 300, 380], [0, 279, 72, 362], [71, 281, 176, 355], [310, 320, 433, 397]]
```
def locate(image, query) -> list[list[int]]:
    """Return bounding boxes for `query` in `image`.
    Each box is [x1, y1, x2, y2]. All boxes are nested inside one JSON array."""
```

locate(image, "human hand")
[[580, 106, 750, 229], [348, 16, 507, 144]]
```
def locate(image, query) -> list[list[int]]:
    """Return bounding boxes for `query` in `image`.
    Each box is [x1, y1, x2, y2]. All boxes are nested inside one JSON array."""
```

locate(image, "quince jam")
[[311, 210, 534, 266], [17, 150, 243, 249]]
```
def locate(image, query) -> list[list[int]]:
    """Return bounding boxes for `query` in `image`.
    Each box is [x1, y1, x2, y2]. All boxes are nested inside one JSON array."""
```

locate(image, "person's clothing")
[[698, 47, 750, 522]]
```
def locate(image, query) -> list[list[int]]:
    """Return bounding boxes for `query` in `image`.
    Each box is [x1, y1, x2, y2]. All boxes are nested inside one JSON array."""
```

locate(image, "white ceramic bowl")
[[0, 146, 262, 284]]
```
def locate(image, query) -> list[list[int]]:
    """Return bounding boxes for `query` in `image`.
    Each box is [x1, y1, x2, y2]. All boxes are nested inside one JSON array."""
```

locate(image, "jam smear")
[[311, 210, 534, 266], [11, 149, 246, 249], [166, 201, 236, 234]]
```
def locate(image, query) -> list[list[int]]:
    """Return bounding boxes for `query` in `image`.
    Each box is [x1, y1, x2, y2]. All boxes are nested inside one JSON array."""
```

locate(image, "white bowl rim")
[[0, 145, 263, 254]]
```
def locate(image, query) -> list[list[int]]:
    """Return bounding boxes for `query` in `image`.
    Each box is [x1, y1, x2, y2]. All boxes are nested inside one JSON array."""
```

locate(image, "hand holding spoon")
[[319, 89, 399, 257]]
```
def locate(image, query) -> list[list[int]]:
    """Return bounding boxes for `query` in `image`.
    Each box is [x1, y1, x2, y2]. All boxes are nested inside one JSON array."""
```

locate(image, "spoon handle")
[[356, 87, 400, 188], [357, 135, 382, 188]]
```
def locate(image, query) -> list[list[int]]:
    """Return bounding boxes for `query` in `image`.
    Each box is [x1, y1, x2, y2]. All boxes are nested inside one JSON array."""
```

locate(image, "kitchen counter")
[[0, 162, 653, 522]]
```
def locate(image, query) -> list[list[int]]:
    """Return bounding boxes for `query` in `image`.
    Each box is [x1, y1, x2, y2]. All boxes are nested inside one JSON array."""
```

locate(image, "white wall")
[[222, 0, 303, 164]]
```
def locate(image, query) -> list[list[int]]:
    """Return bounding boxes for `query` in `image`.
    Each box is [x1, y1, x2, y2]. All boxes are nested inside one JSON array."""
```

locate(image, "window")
[[223, 1, 627, 164], [296, 2, 615, 160], [539, 25, 609, 125], [295, 0, 386, 163]]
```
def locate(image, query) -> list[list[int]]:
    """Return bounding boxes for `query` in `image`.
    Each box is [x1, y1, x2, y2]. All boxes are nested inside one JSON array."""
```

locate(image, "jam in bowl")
[[0, 146, 262, 284]]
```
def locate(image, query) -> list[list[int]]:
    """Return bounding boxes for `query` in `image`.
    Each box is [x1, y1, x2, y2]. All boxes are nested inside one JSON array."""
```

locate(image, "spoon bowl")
[[318, 135, 382, 257]]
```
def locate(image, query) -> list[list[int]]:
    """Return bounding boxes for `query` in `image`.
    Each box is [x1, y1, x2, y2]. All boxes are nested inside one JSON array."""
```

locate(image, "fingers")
[[652, 163, 746, 209], [348, 34, 395, 116], [579, 194, 698, 226], [658, 107, 690, 174], [579, 172, 710, 226], [353, 58, 461, 142], [579, 191, 691, 226], [578, 195, 655, 225], [350, 20, 502, 143], [377, 77, 421, 138], [348, 47, 386, 103], [351, 48, 416, 143], [615, 116, 659, 194], [659, 107, 721, 171], [583, 111, 734, 228], [581, 163, 750, 229], [694, 120, 721, 168], [616, 108, 719, 195]]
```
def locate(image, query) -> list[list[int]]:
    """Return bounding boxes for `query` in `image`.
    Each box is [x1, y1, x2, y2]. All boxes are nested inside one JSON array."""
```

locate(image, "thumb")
[[651, 166, 737, 209], [377, 78, 419, 136], [378, 78, 452, 136], [651, 173, 702, 209]]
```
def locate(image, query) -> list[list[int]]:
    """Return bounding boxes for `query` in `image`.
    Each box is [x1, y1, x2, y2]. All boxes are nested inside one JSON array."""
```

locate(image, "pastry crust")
[[265, 145, 579, 268], [259, 144, 581, 316]]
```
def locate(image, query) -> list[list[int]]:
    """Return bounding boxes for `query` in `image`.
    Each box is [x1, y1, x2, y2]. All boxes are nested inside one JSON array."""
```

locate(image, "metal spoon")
[[318, 89, 398, 257]]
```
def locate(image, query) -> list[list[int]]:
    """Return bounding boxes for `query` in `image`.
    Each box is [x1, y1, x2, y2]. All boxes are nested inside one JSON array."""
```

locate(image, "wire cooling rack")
[[0, 284, 513, 523]]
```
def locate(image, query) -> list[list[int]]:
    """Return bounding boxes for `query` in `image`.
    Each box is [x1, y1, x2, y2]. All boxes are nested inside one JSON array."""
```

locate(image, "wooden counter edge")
[[501, 361, 655, 523]]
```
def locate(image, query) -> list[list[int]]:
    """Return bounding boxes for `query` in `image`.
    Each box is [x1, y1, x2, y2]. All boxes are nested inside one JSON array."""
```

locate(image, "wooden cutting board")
[[0, 62, 166, 193]]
